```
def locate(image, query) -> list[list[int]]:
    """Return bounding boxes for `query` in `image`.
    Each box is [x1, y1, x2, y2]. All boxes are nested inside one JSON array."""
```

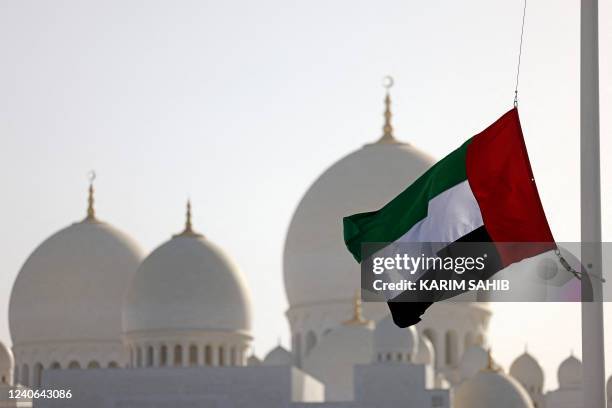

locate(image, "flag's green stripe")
[[343, 138, 472, 262]]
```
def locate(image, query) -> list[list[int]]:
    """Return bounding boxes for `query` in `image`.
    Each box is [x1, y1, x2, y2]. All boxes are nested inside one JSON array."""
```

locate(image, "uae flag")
[[343, 108, 555, 327]]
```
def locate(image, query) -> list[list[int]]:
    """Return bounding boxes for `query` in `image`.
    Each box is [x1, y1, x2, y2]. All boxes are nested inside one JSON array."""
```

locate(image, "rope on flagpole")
[[514, 0, 527, 107]]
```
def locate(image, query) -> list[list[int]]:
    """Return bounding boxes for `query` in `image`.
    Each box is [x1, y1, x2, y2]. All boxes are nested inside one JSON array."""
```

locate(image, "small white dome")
[[510, 351, 544, 393], [262, 345, 293, 366], [558, 354, 582, 389], [459, 345, 489, 380], [415, 333, 435, 366], [10, 219, 144, 345], [247, 354, 262, 366], [374, 315, 417, 363], [454, 369, 534, 408], [123, 231, 252, 334], [0, 341, 14, 385]]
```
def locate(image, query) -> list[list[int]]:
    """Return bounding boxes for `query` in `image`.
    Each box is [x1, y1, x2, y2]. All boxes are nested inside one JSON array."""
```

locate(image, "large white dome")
[[283, 140, 435, 309], [9, 218, 144, 345], [9, 185, 144, 384], [282, 95, 491, 374], [123, 222, 252, 335]]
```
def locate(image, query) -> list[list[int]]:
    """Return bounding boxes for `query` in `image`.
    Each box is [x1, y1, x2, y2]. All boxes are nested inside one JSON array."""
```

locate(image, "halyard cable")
[[514, 0, 527, 107]]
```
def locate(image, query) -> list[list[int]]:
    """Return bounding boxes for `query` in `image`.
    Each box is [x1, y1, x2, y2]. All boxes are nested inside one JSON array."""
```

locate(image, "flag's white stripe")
[[395, 179, 484, 244], [371, 180, 484, 300]]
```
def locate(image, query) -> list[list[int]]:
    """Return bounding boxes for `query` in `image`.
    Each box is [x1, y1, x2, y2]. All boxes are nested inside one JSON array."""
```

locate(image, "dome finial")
[[185, 199, 193, 232], [343, 289, 369, 326], [84, 170, 97, 221], [175, 199, 203, 237], [377, 76, 397, 143], [485, 348, 499, 371]]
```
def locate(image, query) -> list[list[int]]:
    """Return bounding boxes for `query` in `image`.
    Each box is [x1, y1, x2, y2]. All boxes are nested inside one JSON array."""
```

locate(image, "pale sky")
[[1, 0, 611, 391]]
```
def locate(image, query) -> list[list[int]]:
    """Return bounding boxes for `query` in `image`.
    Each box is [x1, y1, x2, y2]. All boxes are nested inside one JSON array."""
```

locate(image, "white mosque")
[[0, 91, 608, 408]]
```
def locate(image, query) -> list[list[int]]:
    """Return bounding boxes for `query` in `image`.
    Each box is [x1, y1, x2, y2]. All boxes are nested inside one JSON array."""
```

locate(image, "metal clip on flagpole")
[[554, 249, 606, 283]]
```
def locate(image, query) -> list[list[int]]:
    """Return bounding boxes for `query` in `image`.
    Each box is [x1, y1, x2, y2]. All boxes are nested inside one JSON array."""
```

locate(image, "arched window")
[[34, 363, 43, 387], [136, 347, 143, 367], [108, 361, 119, 368], [146, 346, 154, 367], [174, 345, 182, 366], [87, 361, 100, 369], [189, 345, 198, 366], [160, 345, 168, 366], [50, 362, 61, 370], [21, 364, 29, 386], [205, 345, 212, 365], [218, 347, 225, 366], [305, 331, 317, 355], [68, 361, 80, 369], [445, 330, 458, 366], [1, 375, 6, 384]]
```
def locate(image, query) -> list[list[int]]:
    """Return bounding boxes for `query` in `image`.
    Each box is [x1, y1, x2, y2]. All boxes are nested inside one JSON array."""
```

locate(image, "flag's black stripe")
[[387, 226, 503, 328]]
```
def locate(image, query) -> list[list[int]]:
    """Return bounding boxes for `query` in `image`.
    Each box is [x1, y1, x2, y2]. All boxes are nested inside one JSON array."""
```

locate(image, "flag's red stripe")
[[465, 108, 555, 266]]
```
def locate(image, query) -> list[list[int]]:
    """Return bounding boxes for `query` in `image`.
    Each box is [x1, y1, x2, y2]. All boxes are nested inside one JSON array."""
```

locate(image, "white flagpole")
[[580, 0, 606, 407]]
